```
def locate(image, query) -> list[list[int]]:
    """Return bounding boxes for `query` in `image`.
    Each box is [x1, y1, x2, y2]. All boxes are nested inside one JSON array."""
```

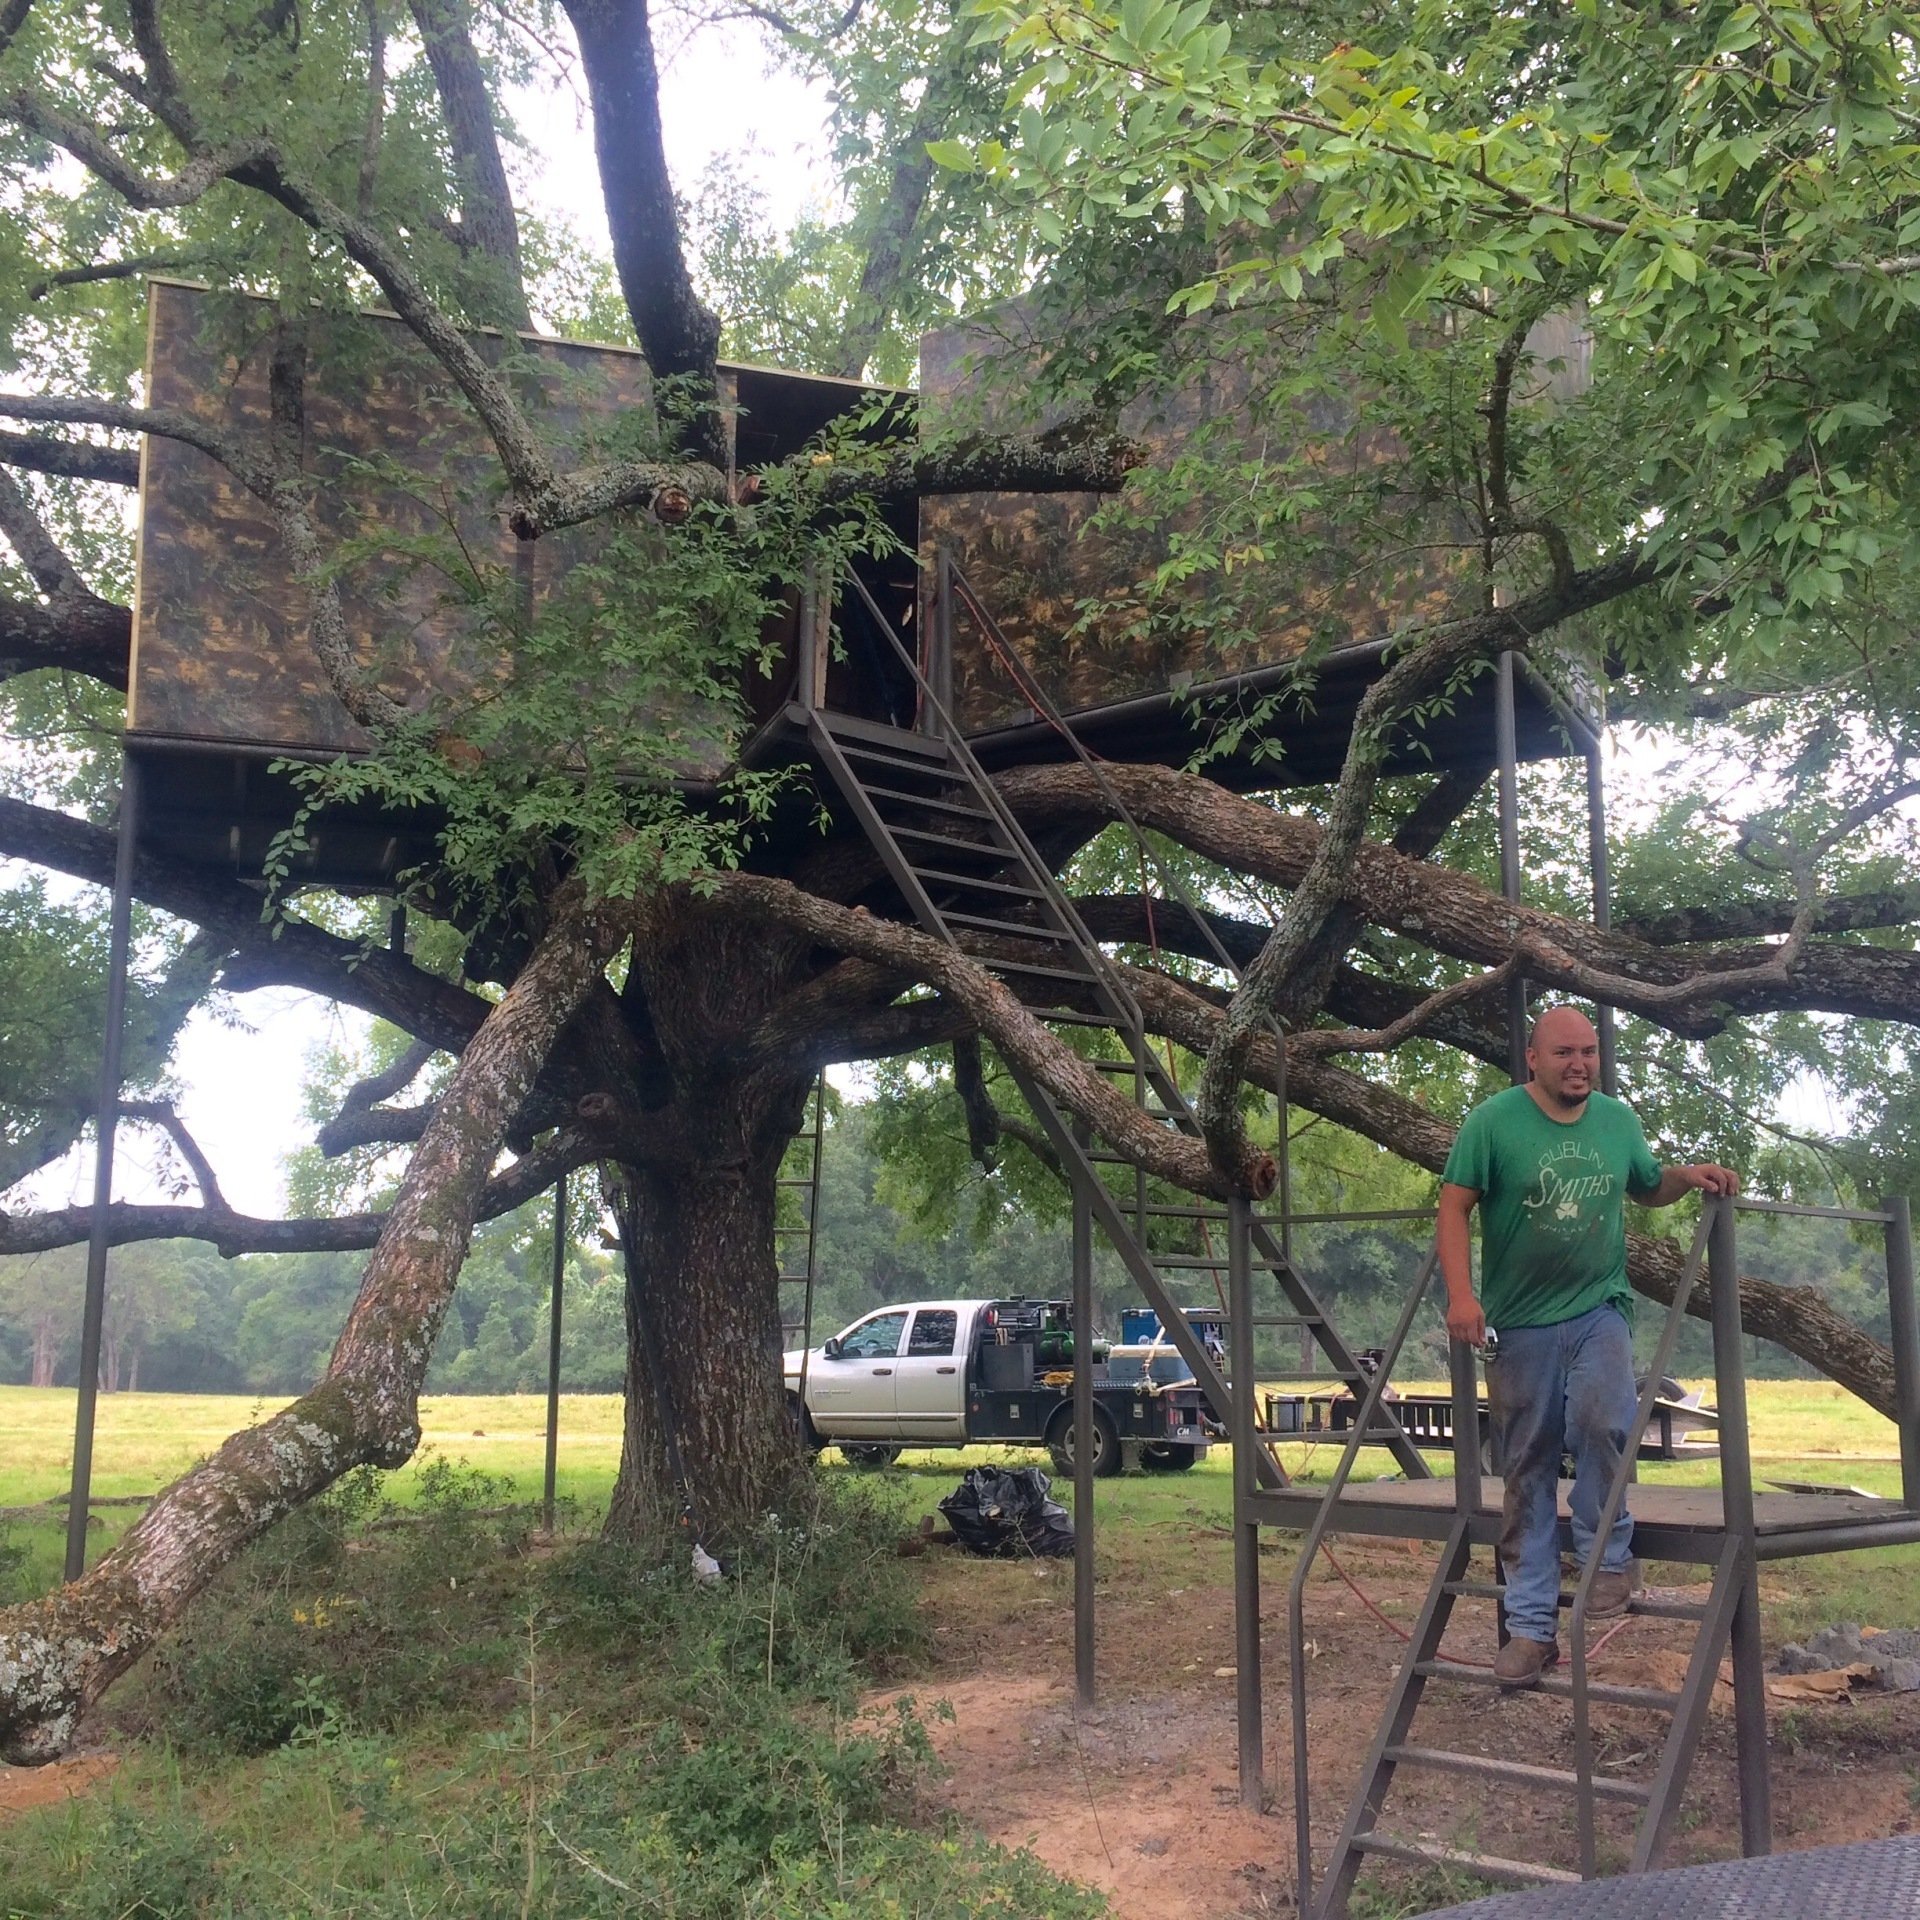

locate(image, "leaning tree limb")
[[703, 873, 1277, 1197], [997, 762, 1920, 1032], [1189, 547, 1657, 1184], [0, 890, 619, 1764]]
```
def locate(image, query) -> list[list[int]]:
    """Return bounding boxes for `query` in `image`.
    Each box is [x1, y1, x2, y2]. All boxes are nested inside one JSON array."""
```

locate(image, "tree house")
[[124, 280, 1597, 896]]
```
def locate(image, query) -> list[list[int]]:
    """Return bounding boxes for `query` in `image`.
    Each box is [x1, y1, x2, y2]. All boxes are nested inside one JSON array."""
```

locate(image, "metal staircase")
[[803, 567, 1430, 1485], [1299, 1209, 1733, 1916]]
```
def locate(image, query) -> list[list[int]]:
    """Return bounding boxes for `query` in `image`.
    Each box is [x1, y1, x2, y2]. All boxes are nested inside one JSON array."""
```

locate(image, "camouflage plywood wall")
[[919, 308, 1591, 737], [131, 281, 731, 772]]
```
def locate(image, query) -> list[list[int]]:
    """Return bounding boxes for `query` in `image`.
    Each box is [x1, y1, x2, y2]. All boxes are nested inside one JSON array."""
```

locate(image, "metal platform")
[[1424, 1834, 1920, 1918], [1248, 1474, 1920, 1562]]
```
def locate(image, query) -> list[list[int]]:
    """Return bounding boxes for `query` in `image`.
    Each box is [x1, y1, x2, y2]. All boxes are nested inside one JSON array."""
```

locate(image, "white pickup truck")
[[783, 1295, 1215, 1475]]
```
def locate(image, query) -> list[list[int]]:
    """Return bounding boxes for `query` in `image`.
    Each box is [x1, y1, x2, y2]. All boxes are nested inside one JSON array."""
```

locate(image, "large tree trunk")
[[0, 894, 615, 1764], [605, 1071, 814, 1548]]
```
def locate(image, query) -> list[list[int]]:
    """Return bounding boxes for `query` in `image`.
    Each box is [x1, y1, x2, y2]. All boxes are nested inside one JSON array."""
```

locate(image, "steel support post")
[[1584, 748, 1618, 1097], [1495, 653, 1527, 1082], [1072, 1147, 1096, 1709], [66, 752, 141, 1582], [1885, 1196, 1920, 1513], [1448, 1335, 1482, 1517], [542, 1174, 567, 1534], [1708, 1199, 1771, 1855], [1229, 1195, 1264, 1806], [931, 547, 955, 739]]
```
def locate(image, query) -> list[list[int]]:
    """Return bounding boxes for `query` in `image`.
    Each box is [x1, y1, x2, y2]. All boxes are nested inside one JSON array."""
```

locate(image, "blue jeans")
[[1486, 1301, 1637, 1645]]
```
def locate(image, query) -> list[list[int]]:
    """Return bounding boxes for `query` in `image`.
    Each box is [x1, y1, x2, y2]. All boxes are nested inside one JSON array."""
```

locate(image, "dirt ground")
[[886, 1531, 1920, 1918], [7, 1527, 1917, 1918]]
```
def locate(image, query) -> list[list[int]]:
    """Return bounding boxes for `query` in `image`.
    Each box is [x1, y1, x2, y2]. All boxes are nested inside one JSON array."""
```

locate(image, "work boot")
[[1586, 1558, 1643, 1619], [1493, 1635, 1559, 1690]]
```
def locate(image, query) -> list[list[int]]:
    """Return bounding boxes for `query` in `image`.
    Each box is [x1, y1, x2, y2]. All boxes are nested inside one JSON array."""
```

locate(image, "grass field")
[[1, 1373, 1904, 1510], [4, 1379, 1919, 1918], [3, 1376, 1913, 1630]]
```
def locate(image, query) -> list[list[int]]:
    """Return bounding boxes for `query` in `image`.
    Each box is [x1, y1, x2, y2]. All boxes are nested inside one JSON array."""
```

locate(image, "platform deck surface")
[[1256, 1474, 1908, 1535], [1425, 1834, 1920, 1918]]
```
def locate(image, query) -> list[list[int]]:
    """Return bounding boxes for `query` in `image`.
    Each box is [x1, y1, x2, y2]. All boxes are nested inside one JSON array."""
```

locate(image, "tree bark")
[[998, 762, 1920, 1033], [0, 891, 616, 1764], [604, 1091, 812, 1547]]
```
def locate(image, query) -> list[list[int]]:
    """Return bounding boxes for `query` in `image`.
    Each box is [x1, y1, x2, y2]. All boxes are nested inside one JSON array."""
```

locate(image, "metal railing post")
[[1448, 1336, 1482, 1517], [1584, 747, 1618, 1097], [542, 1174, 567, 1534], [66, 752, 141, 1583], [1495, 652, 1527, 1082], [1230, 1195, 1264, 1806], [1884, 1196, 1919, 1512], [1709, 1198, 1771, 1856], [1072, 1138, 1096, 1709]]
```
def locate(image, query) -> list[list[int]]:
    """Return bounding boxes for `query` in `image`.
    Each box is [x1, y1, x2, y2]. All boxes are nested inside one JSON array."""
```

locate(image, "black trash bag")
[[938, 1466, 1076, 1559]]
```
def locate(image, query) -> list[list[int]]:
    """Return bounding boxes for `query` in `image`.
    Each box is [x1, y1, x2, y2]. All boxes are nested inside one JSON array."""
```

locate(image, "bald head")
[[1526, 1005, 1600, 1115], [1530, 1005, 1598, 1051]]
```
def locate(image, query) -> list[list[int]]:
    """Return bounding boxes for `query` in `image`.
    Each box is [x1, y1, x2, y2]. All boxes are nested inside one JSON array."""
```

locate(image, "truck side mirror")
[[822, 1336, 842, 1360]]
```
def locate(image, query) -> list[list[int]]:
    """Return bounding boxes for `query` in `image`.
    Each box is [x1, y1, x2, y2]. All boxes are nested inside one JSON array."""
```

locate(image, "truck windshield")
[[838, 1312, 907, 1359]]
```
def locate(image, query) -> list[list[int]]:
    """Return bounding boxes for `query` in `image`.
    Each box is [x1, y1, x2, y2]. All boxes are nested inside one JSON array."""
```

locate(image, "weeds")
[[5, 1466, 1099, 1918]]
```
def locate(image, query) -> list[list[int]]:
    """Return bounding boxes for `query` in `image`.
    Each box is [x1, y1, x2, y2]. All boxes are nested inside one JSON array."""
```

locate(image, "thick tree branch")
[[0, 464, 134, 685], [560, 0, 721, 404], [0, 895, 617, 1763], [407, 0, 531, 331], [0, 429, 140, 487], [819, 424, 1143, 502], [0, 590, 130, 687], [951, 1033, 1001, 1171], [1190, 545, 1656, 1184], [998, 762, 1920, 1033], [703, 874, 1274, 1197], [317, 1036, 439, 1159]]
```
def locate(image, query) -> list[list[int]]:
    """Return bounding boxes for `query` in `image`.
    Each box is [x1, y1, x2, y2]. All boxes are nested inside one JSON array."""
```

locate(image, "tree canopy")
[[0, 0, 1918, 1761]]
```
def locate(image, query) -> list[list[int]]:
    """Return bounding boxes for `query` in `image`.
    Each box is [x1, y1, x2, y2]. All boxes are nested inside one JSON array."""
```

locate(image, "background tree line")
[[3, 1086, 1890, 1397]]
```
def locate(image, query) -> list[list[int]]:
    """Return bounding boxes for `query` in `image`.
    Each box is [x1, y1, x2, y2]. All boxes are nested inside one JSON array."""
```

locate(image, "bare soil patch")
[[890, 1538, 1920, 1917], [0, 1751, 118, 1818]]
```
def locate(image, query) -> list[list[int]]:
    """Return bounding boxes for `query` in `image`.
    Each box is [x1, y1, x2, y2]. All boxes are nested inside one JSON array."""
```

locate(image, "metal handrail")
[[1288, 1244, 1442, 1918], [1566, 1202, 1716, 1878], [835, 568, 1151, 1039], [945, 556, 1287, 1022], [1734, 1196, 1894, 1225]]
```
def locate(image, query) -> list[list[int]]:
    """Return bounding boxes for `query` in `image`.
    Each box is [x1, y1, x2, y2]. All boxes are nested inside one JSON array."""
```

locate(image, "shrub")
[[141, 1457, 534, 1754]]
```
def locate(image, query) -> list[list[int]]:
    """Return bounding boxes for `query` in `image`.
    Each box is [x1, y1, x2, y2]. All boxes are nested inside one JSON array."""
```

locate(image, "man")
[[1437, 1005, 1738, 1688]]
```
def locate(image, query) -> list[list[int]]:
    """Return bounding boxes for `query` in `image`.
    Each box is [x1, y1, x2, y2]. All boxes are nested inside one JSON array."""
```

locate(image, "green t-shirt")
[[1441, 1087, 1662, 1330]]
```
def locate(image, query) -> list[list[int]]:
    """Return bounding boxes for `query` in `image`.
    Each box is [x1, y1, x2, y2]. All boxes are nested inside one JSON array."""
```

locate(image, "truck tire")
[[1046, 1406, 1121, 1479], [840, 1444, 903, 1469], [1140, 1442, 1199, 1472], [786, 1392, 824, 1454]]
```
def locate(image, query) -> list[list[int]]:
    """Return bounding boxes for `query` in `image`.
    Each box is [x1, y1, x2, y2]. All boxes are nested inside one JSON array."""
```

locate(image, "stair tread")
[[1350, 1833, 1582, 1887], [1416, 1658, 1681, 1710], [1383, 1744, 1651, 1803], [943, 910, 1074, 941], [863, 782, 994, 821]]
